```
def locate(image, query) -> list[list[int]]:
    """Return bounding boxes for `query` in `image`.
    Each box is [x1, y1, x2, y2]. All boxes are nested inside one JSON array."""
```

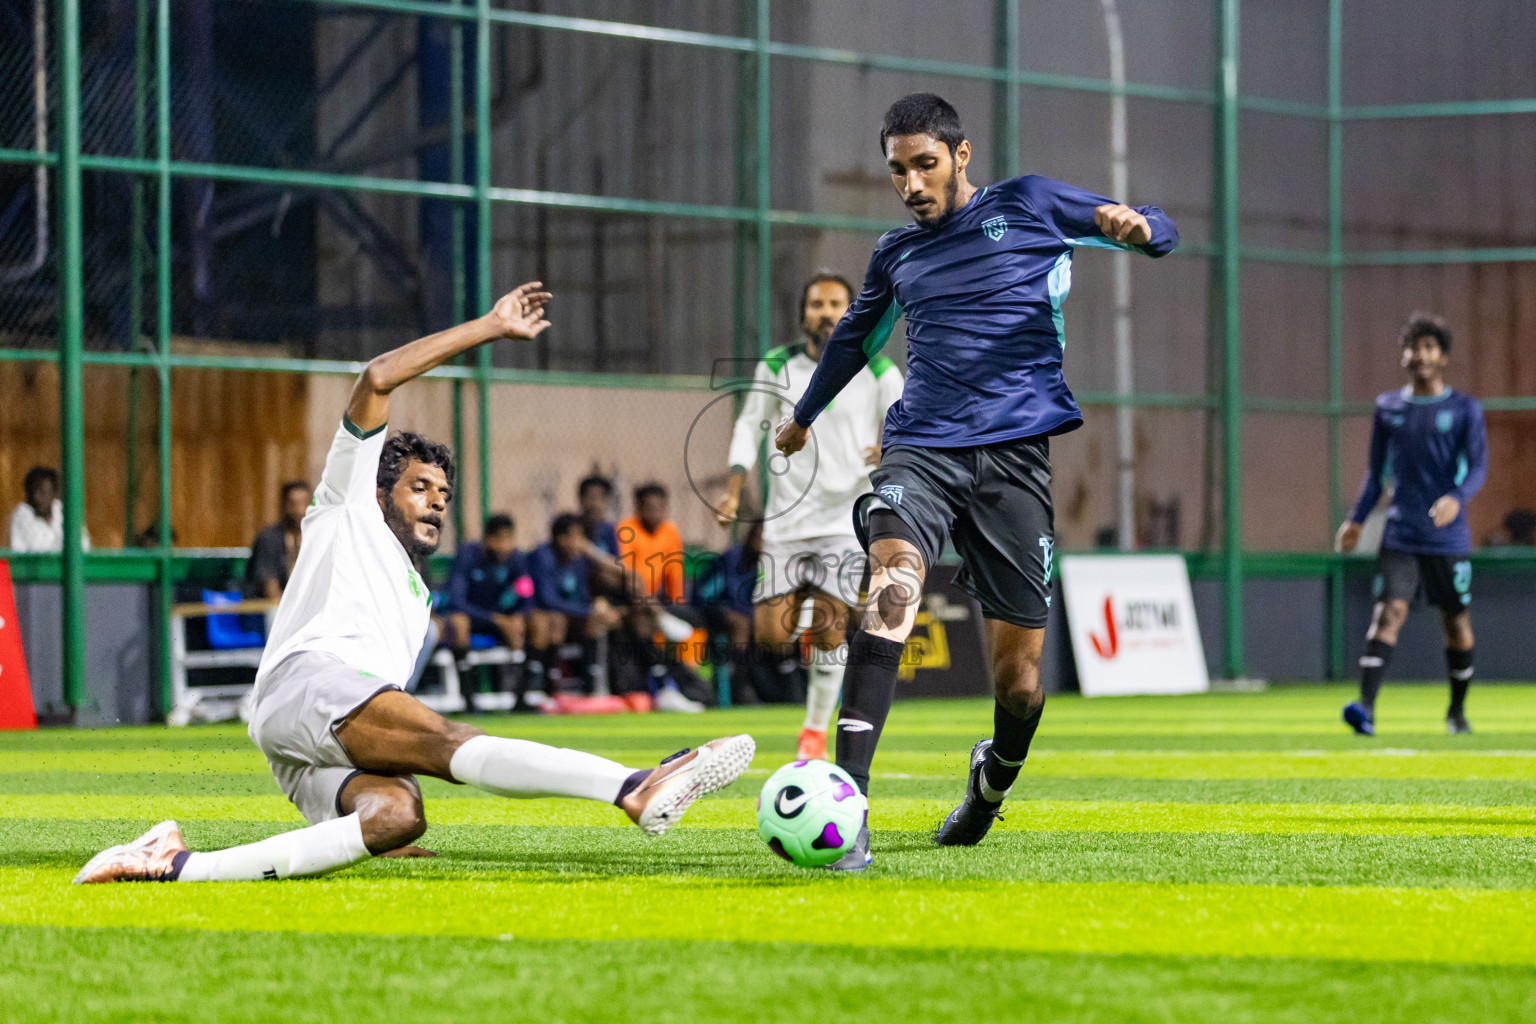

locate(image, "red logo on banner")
[[0, 561, 37, 730], [1089, 596, 1119, 659]]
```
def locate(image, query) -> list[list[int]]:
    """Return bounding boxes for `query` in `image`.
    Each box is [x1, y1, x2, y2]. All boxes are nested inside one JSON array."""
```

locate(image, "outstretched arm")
[[777, 245, 897, 456], [1021, 175, 1179, 257], [346, 282, 551, 432]]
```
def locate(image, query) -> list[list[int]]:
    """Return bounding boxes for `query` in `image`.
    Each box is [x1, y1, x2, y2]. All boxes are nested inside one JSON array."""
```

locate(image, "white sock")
[[448, 734, 634, 803], [177, 813, 370, 882], [804, 644, 846, 732]]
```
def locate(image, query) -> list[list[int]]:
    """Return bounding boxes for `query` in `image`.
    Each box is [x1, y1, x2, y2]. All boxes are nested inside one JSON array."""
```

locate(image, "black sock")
[[1447, 646, 1474, 717], [525, 648, 549, 692], [835, 632, 906, 796], [166, 849, 190, 882], [1359, 638, 1395, 709], [613, 769, 648, 807], [983, 697, 1043, 798]]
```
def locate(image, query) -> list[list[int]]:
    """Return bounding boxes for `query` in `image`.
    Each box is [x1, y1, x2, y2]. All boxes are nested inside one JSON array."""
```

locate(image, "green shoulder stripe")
[[342, 414, 386, 440], [862, 302, 903, 359], [867, 354, 897, 378], [763, 343, 803, 376]]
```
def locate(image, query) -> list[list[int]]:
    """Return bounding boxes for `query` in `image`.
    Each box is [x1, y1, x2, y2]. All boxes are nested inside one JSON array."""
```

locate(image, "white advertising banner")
[[1060, 554, 1210, 698]]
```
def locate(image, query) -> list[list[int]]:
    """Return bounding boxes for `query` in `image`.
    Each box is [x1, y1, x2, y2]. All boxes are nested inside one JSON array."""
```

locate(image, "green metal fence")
[[4, 0, 1536, 710]]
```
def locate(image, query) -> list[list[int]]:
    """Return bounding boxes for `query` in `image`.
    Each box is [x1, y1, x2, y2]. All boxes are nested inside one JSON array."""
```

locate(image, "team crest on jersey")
[[878, 484, 904, 506], [1437, 410, 1454, 433], [982, 216, 1008, 242]]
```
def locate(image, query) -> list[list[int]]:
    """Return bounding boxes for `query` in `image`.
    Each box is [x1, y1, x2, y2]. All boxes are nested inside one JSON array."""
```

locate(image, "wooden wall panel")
[[1479, 412, 1536, 544], [0, 362, 308, 549]]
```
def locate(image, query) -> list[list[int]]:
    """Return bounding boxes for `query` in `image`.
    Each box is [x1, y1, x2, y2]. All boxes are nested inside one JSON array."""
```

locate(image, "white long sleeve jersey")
[[727, 344, 903, 544]]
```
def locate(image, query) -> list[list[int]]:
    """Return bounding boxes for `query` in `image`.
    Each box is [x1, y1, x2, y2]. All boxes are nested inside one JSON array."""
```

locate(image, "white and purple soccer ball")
[[756, 759, 867, 868]]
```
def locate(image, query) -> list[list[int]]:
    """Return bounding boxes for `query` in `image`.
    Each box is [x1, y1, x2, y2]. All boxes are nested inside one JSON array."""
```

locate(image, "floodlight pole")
[[475, 0, 492, 525], [1102, 0, 1135, 552], [1218, 0, 1244, 678], [1326, 0, 1347, 680], [993, 0, 1020, 181], [155, 0, 174, 713]]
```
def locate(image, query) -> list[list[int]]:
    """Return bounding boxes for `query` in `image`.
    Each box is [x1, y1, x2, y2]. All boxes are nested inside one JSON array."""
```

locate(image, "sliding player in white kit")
[[716, 273, 903, 760], [75, 282, 755, 884]]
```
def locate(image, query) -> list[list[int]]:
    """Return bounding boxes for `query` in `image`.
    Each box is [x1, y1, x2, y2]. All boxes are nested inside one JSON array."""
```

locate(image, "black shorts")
[[1374, 547, 1472, 614], [854, 436, 1054, 629]]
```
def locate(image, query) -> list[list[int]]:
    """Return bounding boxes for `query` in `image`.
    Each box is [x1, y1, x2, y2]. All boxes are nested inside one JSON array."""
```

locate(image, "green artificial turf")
[[3, 683, 1535, 1022]]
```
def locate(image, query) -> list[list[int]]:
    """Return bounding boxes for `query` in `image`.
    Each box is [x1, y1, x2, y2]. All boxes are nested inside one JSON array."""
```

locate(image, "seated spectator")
[[578, 473, 626, 596], [528, 513, 622, 695], [579, 473, 621, 557], [617, 482, 686, 605], [441, 515, 534, 699], [246, 481, 311, 600], [8, 466, 90, 553], [697, 519, 764, 705], [616, 483, 706, 713]]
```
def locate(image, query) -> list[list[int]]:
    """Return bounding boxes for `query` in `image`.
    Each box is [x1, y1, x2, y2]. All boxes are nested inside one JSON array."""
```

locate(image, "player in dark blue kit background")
[[1337, 314, 1487, 736], [774, 94, 1179, 868]]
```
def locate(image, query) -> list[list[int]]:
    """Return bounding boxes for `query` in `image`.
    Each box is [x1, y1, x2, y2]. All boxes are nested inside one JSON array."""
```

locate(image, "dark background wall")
[[2, 0, 1534, 554]]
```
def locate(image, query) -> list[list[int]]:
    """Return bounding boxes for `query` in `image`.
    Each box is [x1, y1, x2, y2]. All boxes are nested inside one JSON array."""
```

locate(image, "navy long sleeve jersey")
[[792, 174, 1178, 447], [446, 542, 532, 619], [529, 542, 593, 616], [1349, 387, 1487, 556]]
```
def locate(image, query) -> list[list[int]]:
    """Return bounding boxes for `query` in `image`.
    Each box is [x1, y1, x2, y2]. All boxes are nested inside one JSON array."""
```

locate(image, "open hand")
[[488, 281, 552, 340], [863, 445, 880, 467], [1094, 204, 1151, 246], [1335, 520, 1362, 553], [1429, 495, 1461, 528]]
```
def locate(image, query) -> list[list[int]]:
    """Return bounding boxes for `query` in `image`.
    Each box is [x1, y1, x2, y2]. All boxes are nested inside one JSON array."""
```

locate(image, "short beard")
[[915, 171, 960, 231], [382, 496, 438, 568]]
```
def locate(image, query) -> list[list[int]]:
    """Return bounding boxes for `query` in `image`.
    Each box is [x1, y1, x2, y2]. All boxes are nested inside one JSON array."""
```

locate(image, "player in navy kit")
[[774, 94, 1178, 866], [1337, 314, 1487, 736]]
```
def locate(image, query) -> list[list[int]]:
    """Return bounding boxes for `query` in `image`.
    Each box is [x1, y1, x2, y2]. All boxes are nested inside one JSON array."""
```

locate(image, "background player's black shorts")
[[854, 436, 1054, 629], [1373, 547, 1472, 613]]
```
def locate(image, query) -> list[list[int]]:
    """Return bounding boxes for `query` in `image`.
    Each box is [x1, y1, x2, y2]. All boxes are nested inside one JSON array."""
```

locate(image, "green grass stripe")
[[7, 926, 1536, 1024], [7, 868, 1536, 964], [8, 770, 1536, 810], [1025, 749, 1536, 780], [13, 819, 1535, 892], [0, 748, 693, 775], [6, 685, 1536, 753], [8, 746, 1532, 781], [7, 792, 1535, 839]]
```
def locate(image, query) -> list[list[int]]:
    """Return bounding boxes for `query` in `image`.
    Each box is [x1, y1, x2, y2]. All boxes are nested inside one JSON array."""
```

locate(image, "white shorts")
[[755, 534, 866, 605], [248, 651, 420, 824]]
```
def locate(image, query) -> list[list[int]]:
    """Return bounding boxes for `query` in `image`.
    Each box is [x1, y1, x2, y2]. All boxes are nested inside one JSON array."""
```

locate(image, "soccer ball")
[[756, 759, 867, 868]]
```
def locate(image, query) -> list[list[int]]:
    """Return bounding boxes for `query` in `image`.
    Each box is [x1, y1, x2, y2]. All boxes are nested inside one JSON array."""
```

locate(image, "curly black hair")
[[376, 431, 455, 495], [1401, 312, 1452, 355]]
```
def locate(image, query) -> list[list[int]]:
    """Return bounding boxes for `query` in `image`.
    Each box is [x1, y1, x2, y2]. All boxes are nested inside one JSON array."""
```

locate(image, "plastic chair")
[[201, 589, 266, 649]]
